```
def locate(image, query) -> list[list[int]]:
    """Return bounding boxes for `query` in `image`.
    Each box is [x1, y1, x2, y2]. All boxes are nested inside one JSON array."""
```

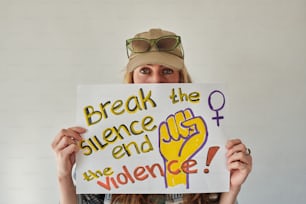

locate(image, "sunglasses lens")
[[129, 39, 151, 53], [126, 36, 183, 58], [156, 37, 178, 51]]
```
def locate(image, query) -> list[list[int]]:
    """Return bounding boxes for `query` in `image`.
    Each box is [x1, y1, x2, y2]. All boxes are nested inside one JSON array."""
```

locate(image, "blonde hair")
[[123, 65, 192, 83], [111, 193, 220, 204]]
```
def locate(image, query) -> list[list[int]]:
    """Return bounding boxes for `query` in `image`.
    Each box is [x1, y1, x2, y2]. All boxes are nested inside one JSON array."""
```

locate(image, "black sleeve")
[[77, 194, 105, 204]]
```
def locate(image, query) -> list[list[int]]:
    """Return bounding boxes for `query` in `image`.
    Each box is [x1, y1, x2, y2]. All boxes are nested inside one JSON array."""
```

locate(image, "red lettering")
[[95, 160, 198, 191], [181, 159, 198, 174], [145, 163, 164, 178], [167, 160, 180, 175], [97, 177, 112, 191], [116, 165, 135, 185], [134, 166, 148, 180]]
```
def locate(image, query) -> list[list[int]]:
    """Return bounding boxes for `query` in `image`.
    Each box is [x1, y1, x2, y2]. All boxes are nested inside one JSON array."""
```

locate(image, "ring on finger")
[[70, 136, 77, 144], [246, 148, 251, 155]]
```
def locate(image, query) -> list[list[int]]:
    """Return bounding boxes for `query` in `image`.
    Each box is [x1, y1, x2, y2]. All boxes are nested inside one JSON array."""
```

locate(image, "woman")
[[52, 28, 252, 204]]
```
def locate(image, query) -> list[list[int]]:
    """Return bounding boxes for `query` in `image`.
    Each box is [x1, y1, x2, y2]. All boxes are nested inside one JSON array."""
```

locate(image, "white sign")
[[76, 83, 229, 194]]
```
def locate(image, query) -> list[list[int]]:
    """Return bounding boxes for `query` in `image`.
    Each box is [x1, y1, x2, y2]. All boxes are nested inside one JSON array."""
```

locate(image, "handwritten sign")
[[76, 83, 229, 194]]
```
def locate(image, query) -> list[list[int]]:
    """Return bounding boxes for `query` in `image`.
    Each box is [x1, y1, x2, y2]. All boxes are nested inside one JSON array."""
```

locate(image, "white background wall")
[[0, 0, 305, 203]]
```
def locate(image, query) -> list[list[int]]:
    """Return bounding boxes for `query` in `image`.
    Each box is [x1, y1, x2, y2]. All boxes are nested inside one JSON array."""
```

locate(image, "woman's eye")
[[139, 67, 151, 74], [162, 68, 174, 75]]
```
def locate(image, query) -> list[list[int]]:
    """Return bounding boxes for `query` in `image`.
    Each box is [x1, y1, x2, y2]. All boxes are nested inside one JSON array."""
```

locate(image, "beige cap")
[[126, 28, 185, 72]]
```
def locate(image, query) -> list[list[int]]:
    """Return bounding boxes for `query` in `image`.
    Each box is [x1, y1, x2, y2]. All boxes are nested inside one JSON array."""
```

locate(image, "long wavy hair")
[[113, 66, 219, 204], [111, 193, 220, 204]]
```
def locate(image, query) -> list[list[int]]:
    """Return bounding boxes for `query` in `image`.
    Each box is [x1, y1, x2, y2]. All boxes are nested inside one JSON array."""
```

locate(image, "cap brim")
[[127, 52, 184, 72]]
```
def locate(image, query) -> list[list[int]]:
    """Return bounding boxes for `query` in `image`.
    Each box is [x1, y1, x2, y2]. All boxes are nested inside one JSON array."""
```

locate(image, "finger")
[[167, 115, 180, 140], [181, 109, 198, 136], [227, 161, 249, 171], [159, 122, 171, 142], [175, 111, 189, 137], [183, 108, 194, 119], [228, 153, 253, 170], [247, 155, 253, 169], [226, 139, 242, 149], [226, 143, 246, 157], [66, 127, 86, 141], [52, 127, 85, 149], [69, 126, 87, 134], [63, 143, 79, 156], [227, 152, 248, 164], [54, 136, 78, 152], [58, 143, 79, 163], [52, 128, 79, 147], [183, 116, 207, 137]]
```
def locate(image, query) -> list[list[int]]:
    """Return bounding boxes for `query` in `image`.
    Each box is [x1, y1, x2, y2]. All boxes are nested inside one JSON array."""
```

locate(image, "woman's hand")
[[226, 138, 252, 189], [220, 139, 252, 204], [51, 127, 85, 204], [51, 127, 86, 179]]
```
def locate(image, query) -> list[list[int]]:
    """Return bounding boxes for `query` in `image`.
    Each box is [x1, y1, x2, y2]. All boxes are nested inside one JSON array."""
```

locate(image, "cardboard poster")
[[76, 83, 229, 194]]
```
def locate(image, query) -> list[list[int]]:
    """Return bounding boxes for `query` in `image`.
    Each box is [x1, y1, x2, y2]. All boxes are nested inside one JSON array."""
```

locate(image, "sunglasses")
[[126, 35, 184, 58]]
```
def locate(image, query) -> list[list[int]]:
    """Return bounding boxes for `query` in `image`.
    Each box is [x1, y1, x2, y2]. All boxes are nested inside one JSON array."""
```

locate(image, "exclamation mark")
[[204, 146, 220, 174]]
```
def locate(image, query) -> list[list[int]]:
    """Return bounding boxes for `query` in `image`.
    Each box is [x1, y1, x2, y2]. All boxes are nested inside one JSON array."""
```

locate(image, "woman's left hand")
[[226, 139, 252, 189]]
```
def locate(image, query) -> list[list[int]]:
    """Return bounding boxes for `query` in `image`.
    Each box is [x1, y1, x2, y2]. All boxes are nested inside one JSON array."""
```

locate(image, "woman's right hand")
[[51, 127, 86, 179]]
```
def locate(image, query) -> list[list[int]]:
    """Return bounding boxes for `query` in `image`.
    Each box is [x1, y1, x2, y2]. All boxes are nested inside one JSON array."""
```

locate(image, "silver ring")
[[246, 148, 251, 155]]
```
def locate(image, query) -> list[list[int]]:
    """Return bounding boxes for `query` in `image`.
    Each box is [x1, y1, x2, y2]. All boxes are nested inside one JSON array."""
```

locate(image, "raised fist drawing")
[[159, 108, 208, 188]]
